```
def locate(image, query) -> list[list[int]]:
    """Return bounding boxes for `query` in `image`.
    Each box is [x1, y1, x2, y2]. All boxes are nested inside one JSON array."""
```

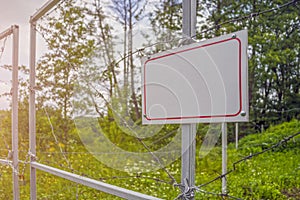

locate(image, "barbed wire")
[[1, 128, 299, 199], [193, 0, 300, 37], [76, 78, 178, 185], [174, 131, 300, 199], [30, 102, 178, 189], [26, 89, 178, 187], [20, 102, 177, 186], [33, 0, 300, 100], [1, 153, 78, 199], [180, 131, 300, 199], [116, 0, 300, 66], [111, 108, 178, 184], [251, 106, 300, 113], [29, 0, 300, 199], [33, 0, 299, 97]]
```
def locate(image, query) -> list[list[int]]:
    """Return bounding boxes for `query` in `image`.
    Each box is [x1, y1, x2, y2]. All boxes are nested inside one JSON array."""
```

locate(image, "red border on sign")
[[143, 38, 242, 121]]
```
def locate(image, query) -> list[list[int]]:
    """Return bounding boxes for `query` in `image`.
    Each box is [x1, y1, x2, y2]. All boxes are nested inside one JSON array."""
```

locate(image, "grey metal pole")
[[0, 25, 20, 199], [181, 0, 197, 198], [30, 0, 60, 23], [181, 124, 196, 188], [221, 122, 227, 194], [182, 0, 196, 38], [0, 158, 12, 165], [29, 1, 62, 199], [0, 28, 13, 40], [12, 25, 20, 200], [29, 22, 37, 200], [235, 123, 238, 149], [31, 162, 162, 200]]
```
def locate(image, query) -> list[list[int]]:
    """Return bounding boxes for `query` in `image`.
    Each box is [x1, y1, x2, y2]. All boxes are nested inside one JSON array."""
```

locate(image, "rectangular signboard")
[[142, 30, 248, 124]]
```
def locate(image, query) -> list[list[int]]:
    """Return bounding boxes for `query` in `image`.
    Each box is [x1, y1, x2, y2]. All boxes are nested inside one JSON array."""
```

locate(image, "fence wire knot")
[[28, 151, 37, 161], [137, 47, 145, 57], [174, 178, 196, 200]]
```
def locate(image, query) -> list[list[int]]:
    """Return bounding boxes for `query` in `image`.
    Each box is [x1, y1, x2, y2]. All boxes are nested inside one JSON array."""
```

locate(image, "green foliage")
[[2, 104, 299, 199], [149, 0, 299, 134], [197, 0, 300, 132], [37, 0, 95, 118], [1, 0, 299, 199], [196, 119, 300, 199]]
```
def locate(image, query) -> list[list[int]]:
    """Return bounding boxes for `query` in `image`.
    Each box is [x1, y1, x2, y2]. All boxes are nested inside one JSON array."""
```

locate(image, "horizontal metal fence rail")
[[32, 162, 162, 200], [0, 158, 12, 165], [0, 28, 13, 40], [29, 1, 162, 199], [30, 0, 60, 23]]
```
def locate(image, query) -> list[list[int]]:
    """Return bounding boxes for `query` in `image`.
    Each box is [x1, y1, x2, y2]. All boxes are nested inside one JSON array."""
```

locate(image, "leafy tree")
[[148, 0, 182, 53], [197, 0, 300, 131], [87, 0, 118, 99], [37, 0, 95, 144], [109, 0, 147, 120], [148, 0, 299, 136]]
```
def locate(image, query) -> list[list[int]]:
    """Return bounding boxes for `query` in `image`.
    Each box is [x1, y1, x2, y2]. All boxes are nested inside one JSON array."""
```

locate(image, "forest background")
[[0, 0, 299, 199]]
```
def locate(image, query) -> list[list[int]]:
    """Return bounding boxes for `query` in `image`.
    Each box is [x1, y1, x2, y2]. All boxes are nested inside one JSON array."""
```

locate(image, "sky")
[[0, 0, 159, 109], [0, 0, 49, 109]]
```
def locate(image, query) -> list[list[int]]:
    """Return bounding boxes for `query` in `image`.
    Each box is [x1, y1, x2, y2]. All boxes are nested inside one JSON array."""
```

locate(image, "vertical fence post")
[[221, 122, 227, 194], [181, 0, 197, 199], [29, 21, 37, 200], [29, 1, 62, 199], [235, 123, 238, 149], [12, 25, 20, 200], [181, 124, 196, 189]]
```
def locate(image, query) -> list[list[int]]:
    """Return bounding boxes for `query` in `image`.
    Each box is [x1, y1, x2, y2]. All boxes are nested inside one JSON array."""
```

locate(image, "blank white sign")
[[142, 30, 248, 124]]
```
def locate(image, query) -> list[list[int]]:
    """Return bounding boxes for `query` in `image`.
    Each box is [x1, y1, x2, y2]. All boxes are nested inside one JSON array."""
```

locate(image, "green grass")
[[0, 120, 299, 199], [196, 119, 300, 199]]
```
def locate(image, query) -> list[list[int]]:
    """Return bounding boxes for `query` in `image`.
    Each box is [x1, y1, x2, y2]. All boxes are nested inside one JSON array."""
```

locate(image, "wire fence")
[[1, 111, 299, 199], [175, 131, 300, 199], [0, 0, 299, 199], [30, 126, 300, 199]]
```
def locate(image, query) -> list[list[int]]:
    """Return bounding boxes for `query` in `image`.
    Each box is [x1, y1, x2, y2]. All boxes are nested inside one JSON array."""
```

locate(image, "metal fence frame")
[[28, 1, 161, 199], [0, 25, 19, 200]]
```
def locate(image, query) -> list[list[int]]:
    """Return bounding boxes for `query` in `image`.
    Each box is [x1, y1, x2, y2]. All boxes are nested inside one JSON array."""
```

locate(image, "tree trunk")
[[128, 0, 140, 119], [123, 0, 129, 116]]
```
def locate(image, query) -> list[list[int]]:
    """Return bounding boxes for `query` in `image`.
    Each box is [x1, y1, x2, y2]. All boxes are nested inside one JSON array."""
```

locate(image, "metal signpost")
[[181, 1, 196, 197], [222, 122, 227, 194], [142, 1, 248, 198], [0, 25, 19, 200], [235, 123, 239, 149]]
